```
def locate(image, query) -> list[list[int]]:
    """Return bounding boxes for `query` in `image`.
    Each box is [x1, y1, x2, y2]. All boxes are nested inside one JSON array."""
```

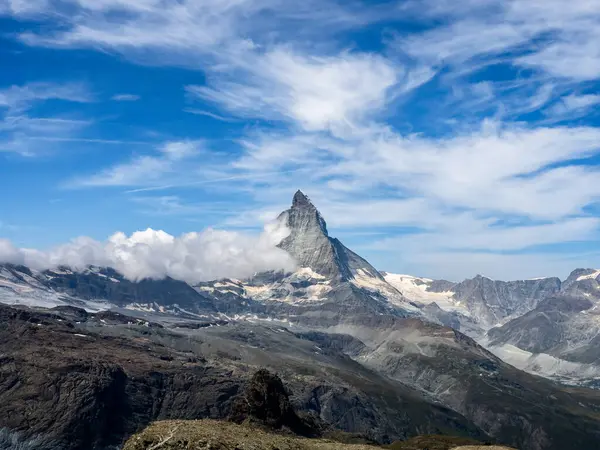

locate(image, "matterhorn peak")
[[292, 190, 315, 210], [277, 190, 384, 282]]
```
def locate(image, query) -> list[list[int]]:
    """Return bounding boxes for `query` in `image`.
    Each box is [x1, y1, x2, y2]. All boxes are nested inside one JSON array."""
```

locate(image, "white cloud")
[[369, 217, 600, 253], [111, 94, 140, 101], [183, 109, 238, 122], [189, 49, 401, 132], [12, 0, 372, 56], [5, 0, 426, 137], [69, 140, 203, 187], [0, 239, 24, 265], [232, 123, 600, 221], [396, 0, 600, 81], [0, 0, 50, 16], [0, 221, 296, 283], [547, 94, 600, 118], [0, 82, 91, 113]]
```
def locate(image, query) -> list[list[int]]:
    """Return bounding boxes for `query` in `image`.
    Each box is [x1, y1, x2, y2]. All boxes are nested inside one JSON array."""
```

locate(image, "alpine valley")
[[2, 191, 600, 450]]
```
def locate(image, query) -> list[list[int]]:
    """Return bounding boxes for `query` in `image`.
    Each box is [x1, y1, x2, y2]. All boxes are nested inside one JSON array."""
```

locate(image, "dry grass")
[[450, 447, 517, 450], [122, 419, 377, 450], [123, 420, 517, 450]]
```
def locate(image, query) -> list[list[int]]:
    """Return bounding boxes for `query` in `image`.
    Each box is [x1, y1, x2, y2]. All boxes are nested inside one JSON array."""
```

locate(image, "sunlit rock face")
[[277, 190, 383, 282]]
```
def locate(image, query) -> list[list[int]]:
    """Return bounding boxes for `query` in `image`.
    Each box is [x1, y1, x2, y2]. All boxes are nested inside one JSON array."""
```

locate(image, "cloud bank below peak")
[[0, 220, 296, 283]]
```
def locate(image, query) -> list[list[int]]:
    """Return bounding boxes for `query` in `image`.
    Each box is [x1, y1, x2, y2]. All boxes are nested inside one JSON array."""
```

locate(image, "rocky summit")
[[2, 191, 600, 450], [277, 190, 385, 282]]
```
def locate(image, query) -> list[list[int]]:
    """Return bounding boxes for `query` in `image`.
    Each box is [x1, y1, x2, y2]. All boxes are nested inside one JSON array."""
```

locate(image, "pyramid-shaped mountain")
[[277, 190, 384, 282]]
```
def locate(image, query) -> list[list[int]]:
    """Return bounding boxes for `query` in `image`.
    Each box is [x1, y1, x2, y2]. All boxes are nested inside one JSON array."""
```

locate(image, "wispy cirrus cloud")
[[67, 140, 204, 187], [546, 94, 600, 120], [0, 82, 93, 156], [111, 94, 140, 102], [187, 50, 403, 133]]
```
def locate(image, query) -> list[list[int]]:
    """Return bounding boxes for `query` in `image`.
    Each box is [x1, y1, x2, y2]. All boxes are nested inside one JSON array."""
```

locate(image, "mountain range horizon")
[[1, 189, 596, 284], [2, 189, 600, 450]]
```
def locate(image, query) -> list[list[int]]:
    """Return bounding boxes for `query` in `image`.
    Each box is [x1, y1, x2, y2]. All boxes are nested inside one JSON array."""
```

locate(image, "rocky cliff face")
[[449, 275, 562, 328], [485, 269, 600, 373]]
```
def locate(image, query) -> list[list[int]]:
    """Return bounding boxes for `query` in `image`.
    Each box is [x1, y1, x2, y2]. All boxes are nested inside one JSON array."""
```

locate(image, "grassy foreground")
[[123, 420, 516, 450]]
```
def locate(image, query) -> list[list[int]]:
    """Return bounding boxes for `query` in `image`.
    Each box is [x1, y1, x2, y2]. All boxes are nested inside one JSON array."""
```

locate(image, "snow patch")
[[577, 270, 600, 281], [353, 270, 419, 311], [295, 267, 326, 280], [383, 273, 467, 315]]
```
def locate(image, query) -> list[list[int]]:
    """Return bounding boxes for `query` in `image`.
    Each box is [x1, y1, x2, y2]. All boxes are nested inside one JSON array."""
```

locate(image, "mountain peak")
[[292, 190, 315, 210], [277, 190, 384, 282]]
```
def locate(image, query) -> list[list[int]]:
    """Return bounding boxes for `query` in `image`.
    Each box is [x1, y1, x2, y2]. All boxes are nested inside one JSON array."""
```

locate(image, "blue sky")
[[1, 0, 600, 281]]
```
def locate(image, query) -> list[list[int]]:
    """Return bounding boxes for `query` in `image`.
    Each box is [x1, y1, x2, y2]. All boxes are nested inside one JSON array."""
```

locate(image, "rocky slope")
[[484, 269, 600, 382], [0, 303, 488, 450], [4, 298, 600, 450]]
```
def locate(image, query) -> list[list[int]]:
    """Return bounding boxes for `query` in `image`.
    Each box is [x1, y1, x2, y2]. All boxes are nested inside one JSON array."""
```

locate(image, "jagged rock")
[[229, 369, 322, 437], [445, 276, 561, 328]]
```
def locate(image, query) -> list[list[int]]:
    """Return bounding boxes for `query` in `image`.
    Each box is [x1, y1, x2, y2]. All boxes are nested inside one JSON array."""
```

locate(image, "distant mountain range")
[[2, 190, 600, 450]]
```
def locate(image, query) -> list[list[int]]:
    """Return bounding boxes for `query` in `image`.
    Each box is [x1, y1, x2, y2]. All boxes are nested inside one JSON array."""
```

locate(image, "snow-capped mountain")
[[278, 190, 385, 282], [0, 191, 419, 323], [380, 272, 564, 336], [0, 263, 215, 316], [194, 191, 419, 324], [381, 268, 600, 383]]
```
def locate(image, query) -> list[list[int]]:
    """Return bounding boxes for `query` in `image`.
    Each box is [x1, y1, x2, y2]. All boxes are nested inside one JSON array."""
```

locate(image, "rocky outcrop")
[[229, 369, 322, 437]]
